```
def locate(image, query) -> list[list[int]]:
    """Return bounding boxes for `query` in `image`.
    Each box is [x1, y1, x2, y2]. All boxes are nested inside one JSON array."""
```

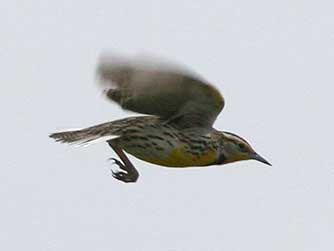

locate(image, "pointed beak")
[[251, 153, 272, 166]]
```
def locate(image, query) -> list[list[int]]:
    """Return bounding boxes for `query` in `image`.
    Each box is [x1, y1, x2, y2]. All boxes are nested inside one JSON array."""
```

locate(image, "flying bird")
[[50, 54, 271, 183]]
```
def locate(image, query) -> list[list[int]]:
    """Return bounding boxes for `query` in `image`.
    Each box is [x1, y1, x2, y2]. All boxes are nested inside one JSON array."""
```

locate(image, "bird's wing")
[[97, 54, 224, 128]]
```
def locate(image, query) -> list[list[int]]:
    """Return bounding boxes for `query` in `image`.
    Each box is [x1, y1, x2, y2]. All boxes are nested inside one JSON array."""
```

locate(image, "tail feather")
[[49, 121, 119, 146], [49, 130, 98, 145], [50, 116, 153, 146]]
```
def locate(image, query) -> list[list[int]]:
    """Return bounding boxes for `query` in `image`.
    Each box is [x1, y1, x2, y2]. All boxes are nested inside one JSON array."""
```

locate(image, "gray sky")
[[1, 0, 333, 250]]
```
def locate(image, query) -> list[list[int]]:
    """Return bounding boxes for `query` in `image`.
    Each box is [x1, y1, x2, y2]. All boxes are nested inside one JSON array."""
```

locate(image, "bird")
[[49, 54, 271, 183]]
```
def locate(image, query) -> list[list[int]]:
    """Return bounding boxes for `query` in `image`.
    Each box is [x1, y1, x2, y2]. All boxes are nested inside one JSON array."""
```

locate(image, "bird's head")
[[216, 131, 271, 166]]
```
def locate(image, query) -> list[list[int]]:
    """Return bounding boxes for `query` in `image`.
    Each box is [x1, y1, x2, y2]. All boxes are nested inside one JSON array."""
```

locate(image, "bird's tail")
[[49, 121, 120, 146]]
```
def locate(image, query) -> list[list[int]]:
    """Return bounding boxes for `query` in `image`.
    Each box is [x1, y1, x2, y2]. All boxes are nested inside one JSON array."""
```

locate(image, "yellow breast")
[[139, 146, 218, 167]]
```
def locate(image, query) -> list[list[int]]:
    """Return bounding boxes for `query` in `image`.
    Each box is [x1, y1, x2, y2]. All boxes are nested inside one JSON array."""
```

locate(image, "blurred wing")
[[97, 54, 225, 128]]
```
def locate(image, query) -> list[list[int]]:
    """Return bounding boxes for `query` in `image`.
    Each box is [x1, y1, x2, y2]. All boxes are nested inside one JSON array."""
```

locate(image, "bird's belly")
[[124, 144, 218, 167]]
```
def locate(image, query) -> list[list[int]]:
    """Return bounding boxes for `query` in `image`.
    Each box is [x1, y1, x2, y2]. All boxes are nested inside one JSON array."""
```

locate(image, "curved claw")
[[111, 169, 125, 177], [108, 157, 138, 183], [111, 170, 136, 183], [108, 157, 123, 167], [108, 158, 127, 171], [109, 159, 126, 175], [108, 157, 116, 163], [111, 170, 125, 179]]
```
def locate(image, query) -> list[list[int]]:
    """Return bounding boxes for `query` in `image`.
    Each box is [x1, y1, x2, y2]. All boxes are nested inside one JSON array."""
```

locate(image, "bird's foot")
[[108, 158, 138, 183]]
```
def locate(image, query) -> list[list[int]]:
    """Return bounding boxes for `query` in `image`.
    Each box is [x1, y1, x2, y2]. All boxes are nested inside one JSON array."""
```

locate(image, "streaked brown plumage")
[[50, 54, 271, 183]]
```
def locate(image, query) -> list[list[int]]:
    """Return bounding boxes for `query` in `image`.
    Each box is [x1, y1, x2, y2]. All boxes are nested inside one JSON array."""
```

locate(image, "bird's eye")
[[238, 143, 246, 151]]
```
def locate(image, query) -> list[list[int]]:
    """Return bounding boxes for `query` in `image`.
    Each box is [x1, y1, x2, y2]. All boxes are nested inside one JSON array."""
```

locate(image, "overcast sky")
[[1, 0, 333, 250]]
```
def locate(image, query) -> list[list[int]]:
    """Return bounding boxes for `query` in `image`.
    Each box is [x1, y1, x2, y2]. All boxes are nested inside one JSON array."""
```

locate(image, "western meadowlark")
[[50, 54, 271, 183]]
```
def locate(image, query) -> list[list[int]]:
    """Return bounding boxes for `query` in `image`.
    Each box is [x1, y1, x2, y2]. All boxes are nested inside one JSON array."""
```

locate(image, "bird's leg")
[[107, 141, 139, 183]]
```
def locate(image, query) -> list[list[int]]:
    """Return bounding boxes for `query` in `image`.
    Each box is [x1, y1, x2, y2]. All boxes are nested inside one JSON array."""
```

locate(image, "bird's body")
[[52, 115, 221, 167], [106, 116, 221, 167], [50, 54, 271, 182]]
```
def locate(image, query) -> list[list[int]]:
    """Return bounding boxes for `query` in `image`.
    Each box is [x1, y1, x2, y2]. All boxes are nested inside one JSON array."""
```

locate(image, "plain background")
[[1, 0, 333, 250]]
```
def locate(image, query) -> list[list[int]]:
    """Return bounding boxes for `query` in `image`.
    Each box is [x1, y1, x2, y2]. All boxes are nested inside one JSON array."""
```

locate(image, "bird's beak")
[[251, 153, 272, 166]]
